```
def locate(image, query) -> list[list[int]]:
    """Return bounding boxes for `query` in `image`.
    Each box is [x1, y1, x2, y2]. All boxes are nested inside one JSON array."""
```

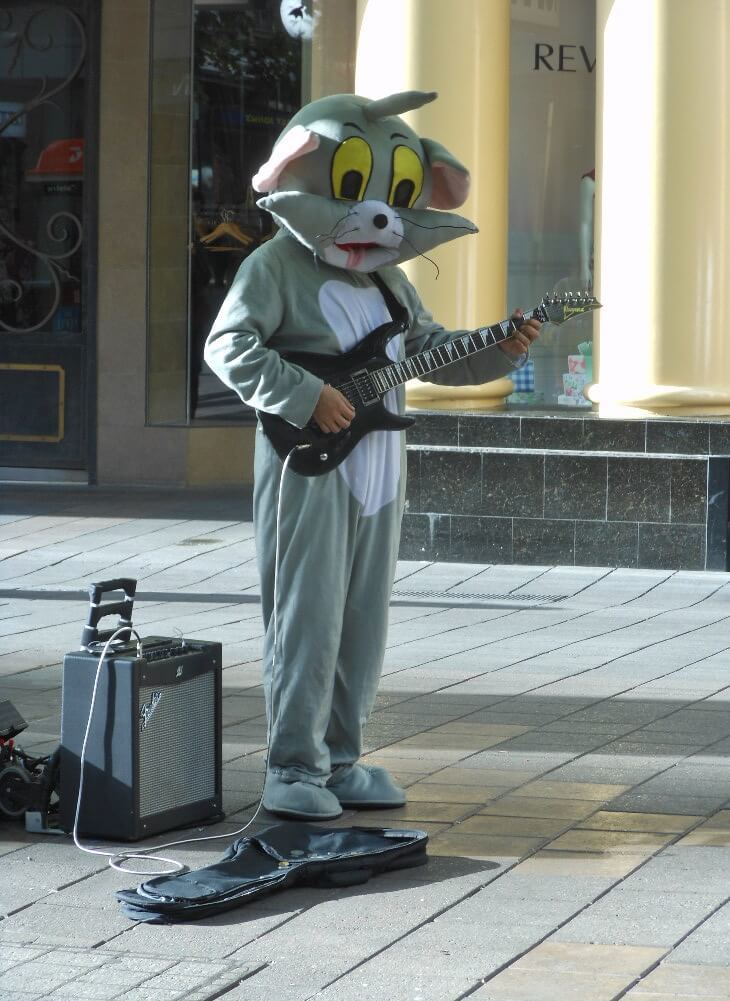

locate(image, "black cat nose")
[[373, 213, 388, 230]]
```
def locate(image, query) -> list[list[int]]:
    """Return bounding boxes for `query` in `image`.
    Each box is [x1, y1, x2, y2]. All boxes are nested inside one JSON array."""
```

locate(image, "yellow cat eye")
[[331, 137, 373, 201], [388, 145, 424, 209]]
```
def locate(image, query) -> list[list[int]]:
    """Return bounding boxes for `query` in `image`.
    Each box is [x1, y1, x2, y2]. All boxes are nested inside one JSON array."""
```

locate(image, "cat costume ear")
[[421, 138, 470, 210], [252, 126, 320, 193]]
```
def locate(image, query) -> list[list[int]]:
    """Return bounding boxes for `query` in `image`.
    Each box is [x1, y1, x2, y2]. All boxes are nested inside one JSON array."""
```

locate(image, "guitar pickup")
[[351, 369, 379, 406]]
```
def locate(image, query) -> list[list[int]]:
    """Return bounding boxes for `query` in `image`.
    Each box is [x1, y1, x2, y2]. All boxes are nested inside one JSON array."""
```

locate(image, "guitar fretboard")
[[370, 306, 542, 394]]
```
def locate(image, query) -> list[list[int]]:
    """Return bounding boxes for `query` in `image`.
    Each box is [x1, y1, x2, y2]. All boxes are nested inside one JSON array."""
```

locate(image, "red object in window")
[[26, 138, 84, 181]]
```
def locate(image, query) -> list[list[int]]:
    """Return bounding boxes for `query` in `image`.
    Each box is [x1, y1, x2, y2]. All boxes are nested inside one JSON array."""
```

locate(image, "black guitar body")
[[255, 273, 600, 477], [257, 318, 414, 477]]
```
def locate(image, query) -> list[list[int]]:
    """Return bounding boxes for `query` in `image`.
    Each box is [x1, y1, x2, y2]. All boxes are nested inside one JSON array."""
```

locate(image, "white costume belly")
[[318, 280, 402, 516]]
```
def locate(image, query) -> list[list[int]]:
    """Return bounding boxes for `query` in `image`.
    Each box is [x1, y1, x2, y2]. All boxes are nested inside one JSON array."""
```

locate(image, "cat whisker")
[[403, 218, 475, 234], [314, 210, 355, 243], [400, 233, 440, 279]]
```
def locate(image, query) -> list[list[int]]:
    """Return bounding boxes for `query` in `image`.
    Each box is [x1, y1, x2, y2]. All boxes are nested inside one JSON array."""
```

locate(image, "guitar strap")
[[370, 271, 410, 329]]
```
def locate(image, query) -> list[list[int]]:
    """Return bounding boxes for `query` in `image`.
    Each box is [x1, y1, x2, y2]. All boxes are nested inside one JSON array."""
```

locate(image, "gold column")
[[355, 0, 513, 406], [590, 0, 730, 411], [310, 1, 357, 100], [97, 0, 189, 484]]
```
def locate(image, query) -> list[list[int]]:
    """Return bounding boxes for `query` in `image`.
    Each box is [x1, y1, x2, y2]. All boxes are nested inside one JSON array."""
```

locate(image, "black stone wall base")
[[401, 512, 709, 569], [402, 411, 730, 570]]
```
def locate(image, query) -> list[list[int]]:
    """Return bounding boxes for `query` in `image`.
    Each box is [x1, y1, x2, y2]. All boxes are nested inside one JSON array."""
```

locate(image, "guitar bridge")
[[351, 369, 379, 406]]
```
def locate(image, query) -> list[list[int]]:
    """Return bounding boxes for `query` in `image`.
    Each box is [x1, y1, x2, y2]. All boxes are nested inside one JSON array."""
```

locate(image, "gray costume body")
[[205, 230, 520, 785]]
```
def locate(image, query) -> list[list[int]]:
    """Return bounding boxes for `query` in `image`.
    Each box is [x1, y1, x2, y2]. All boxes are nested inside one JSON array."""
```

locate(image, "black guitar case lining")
[[117, 823, 428, 923]]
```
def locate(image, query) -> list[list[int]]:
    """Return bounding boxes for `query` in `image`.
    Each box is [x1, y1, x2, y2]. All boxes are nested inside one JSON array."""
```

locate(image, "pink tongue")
[[346, 246, 365, 269]]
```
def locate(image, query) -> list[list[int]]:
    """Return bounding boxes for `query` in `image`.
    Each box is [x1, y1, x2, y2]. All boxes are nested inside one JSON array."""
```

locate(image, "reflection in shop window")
[[190, 1, 305, 420], [147, 0, 355, 424], [507, 0, 597, 411]]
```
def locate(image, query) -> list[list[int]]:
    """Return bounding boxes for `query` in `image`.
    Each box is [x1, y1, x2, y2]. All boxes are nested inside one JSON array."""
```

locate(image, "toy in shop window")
[[507, 358, 537, 403], [558, 341, 593, 407]]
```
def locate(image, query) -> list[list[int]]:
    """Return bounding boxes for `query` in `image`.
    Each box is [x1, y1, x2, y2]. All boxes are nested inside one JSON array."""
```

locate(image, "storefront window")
[[190, 2, 305, 421], [148, 0, 596, 424], [507, 0, 597, 410], [147, 0, 355, 425]]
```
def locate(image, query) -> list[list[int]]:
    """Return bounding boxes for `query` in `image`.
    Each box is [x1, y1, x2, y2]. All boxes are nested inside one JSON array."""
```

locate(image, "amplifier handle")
[[81, 578, 137, 650]]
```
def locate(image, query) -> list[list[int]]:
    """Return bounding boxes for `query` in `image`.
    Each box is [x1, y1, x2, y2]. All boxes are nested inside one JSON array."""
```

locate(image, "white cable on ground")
[[72, 447, 300, 877]]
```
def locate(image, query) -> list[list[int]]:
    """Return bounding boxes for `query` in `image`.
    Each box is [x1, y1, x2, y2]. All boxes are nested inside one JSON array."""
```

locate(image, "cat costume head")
[[252, 90, 476, 273]]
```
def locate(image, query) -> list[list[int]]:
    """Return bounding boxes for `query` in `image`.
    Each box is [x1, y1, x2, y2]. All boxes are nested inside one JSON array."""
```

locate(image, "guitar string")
[[321, 295, 593, 416], [376, 312, 533, 391]]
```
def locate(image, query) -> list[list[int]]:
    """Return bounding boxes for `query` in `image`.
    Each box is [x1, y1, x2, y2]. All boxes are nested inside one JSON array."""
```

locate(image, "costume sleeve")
[[204, 249, 324, 428], [394, 271, 528, 386]]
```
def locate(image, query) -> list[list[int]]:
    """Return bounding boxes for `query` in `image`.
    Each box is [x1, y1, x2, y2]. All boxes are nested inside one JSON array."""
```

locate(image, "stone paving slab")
[[2, 486, 730, 999], [0, 945, 262, 1001]]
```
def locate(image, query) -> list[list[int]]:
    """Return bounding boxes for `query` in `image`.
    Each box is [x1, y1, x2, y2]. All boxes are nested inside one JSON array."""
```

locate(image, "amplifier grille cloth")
[[138, 671, 216, 819]]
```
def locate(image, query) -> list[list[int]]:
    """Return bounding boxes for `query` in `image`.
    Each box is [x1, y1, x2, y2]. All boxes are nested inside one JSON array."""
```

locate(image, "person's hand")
[[498, 309, 541, 358], [311, 384, 355, 434]]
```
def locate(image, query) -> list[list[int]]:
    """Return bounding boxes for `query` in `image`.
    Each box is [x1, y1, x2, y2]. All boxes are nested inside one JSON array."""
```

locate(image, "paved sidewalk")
[[1, 485, 730, 1001]]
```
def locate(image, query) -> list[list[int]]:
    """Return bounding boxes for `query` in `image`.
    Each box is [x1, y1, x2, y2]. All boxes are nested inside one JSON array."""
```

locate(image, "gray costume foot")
[[263, 774, 343, 821], [327, 764, 406, 809]]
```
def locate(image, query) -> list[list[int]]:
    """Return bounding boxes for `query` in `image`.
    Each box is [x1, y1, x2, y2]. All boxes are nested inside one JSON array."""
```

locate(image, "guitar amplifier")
[[59, 580, 223, 841]]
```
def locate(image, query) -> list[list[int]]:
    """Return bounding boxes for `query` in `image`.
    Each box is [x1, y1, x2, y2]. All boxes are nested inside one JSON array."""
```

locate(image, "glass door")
[[0, 1, 96, 470]]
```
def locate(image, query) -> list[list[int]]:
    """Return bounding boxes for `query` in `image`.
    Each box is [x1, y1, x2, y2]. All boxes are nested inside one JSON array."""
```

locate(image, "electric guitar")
[[258, 289, 601, 476]]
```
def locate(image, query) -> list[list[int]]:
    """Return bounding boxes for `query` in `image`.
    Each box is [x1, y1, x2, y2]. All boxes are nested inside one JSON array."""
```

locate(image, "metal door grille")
[[390, 588, 567, 606]]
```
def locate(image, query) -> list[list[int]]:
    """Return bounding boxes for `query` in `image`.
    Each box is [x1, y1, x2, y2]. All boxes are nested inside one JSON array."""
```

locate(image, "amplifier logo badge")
[[176, 665, 183, 678], [139, 691, 162, 731]]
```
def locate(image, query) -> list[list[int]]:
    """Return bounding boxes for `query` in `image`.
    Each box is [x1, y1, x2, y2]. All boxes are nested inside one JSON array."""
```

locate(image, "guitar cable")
[[71, 445, 306, 878]]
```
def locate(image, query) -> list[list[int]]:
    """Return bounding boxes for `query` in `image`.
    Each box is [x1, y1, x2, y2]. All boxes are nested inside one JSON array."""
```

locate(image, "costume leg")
[[324, 454, 407, 808], [254, 431, 359, 792], [324, 492, 403, 768]]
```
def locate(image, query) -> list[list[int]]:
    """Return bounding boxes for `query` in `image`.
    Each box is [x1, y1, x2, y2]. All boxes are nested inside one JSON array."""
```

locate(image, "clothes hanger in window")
[[199, 209, 255, 250]]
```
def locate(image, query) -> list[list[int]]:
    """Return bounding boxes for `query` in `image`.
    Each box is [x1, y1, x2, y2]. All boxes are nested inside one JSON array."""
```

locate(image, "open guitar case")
[[117, 823, 428, 922]]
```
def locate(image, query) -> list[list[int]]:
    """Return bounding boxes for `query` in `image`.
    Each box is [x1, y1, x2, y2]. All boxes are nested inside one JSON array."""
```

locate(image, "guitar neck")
[[372, 306, 543, 393]]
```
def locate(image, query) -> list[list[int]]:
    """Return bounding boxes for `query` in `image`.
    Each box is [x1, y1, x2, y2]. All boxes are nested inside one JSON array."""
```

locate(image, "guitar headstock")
[[537, 292, 602, 326]]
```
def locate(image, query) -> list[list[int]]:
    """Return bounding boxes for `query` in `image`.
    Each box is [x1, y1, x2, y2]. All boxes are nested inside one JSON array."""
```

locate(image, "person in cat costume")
[[205, 90, 540, 820]]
